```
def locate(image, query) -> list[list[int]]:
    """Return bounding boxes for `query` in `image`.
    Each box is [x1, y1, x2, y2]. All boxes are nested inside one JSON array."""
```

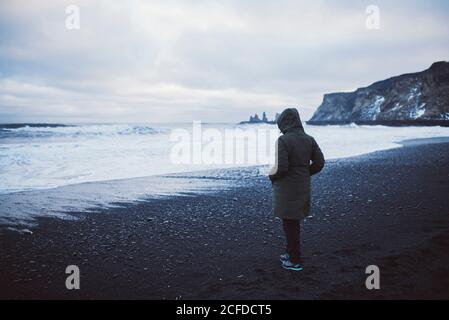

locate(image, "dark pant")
[[282, 219, 301, 263]]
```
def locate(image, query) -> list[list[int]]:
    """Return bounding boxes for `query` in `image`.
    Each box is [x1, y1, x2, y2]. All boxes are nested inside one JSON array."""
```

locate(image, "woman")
[[269, 108, 325, 271]]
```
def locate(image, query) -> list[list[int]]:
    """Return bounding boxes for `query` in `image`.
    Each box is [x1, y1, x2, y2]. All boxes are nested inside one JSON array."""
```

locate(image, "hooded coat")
[[269, 108, 325, 221]]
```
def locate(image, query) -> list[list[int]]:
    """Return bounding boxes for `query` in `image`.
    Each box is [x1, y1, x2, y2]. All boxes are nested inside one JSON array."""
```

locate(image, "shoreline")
[[2, 136, 449, 230], [1, 137, 449, 299]]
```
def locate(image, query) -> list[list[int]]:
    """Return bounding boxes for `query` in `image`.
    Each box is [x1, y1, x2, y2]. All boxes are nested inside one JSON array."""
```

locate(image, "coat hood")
[[277, 108, 304, 134]]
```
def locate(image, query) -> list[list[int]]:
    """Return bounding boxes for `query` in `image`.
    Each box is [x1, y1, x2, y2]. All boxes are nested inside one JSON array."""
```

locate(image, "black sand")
[[1, 138, 449, 299]]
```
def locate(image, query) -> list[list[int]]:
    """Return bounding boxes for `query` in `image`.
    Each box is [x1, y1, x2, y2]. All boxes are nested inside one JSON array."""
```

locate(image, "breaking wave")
[[0, 124, 168, 139]]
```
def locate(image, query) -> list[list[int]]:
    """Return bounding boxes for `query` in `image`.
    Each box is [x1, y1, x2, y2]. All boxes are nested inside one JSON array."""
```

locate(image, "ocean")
[[1, 122, 448, 226]]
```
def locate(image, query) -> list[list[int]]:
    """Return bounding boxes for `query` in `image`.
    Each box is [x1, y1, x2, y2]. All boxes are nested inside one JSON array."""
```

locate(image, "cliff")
[[308, 61, 449, 126]]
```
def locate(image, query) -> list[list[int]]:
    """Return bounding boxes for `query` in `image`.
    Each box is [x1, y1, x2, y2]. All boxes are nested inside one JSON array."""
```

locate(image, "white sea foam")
[[0, 122, 448, 225], [1, 122, 449, 193]]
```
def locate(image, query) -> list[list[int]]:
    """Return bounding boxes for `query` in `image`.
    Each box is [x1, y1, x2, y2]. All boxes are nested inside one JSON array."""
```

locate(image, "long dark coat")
[[269, 108, 325, 221]]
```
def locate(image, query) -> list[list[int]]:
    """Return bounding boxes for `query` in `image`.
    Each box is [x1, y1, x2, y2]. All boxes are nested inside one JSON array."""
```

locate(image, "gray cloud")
[[0, 0, 448, 123]]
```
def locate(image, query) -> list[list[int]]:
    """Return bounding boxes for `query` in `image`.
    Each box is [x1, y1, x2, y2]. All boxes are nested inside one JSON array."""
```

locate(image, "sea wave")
[[1, 122, 449, 198], [0, 124, 169, 139], [0, 123, 71, 129]]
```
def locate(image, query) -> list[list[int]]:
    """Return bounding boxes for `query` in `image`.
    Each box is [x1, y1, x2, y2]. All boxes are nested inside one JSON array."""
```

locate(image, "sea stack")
[[240, 112, 277, 124]]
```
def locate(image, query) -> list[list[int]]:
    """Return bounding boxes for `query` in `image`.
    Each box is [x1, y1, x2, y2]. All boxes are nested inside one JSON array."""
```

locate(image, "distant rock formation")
[[240, 112, 277, 124], [308, 61, 449, 126], [262, 112, 268, 122]]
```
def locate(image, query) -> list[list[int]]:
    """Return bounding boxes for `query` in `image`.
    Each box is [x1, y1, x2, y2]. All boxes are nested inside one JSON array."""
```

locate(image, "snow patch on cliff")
[[410, 103, 426, 119], [363, 95, 385, 120], [440, 113, 449, 120], [407, 84, 422, 101], [391, 102, 403, 112]]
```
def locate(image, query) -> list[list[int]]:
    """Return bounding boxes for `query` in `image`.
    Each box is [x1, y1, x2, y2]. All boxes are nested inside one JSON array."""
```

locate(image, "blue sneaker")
[[280, 253, 290, 262], [282, 259, 303, 271]]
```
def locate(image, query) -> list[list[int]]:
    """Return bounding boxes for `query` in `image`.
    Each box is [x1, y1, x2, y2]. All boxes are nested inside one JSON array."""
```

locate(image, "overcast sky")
[[0, 0, 448, 123]]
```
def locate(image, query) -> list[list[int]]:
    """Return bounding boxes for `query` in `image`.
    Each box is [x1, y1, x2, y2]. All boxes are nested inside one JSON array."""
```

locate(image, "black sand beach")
[[1, 138, 449, 299]]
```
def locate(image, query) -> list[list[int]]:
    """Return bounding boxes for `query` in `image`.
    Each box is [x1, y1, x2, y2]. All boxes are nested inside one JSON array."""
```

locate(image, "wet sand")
[[1, 138, 449, 299]]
